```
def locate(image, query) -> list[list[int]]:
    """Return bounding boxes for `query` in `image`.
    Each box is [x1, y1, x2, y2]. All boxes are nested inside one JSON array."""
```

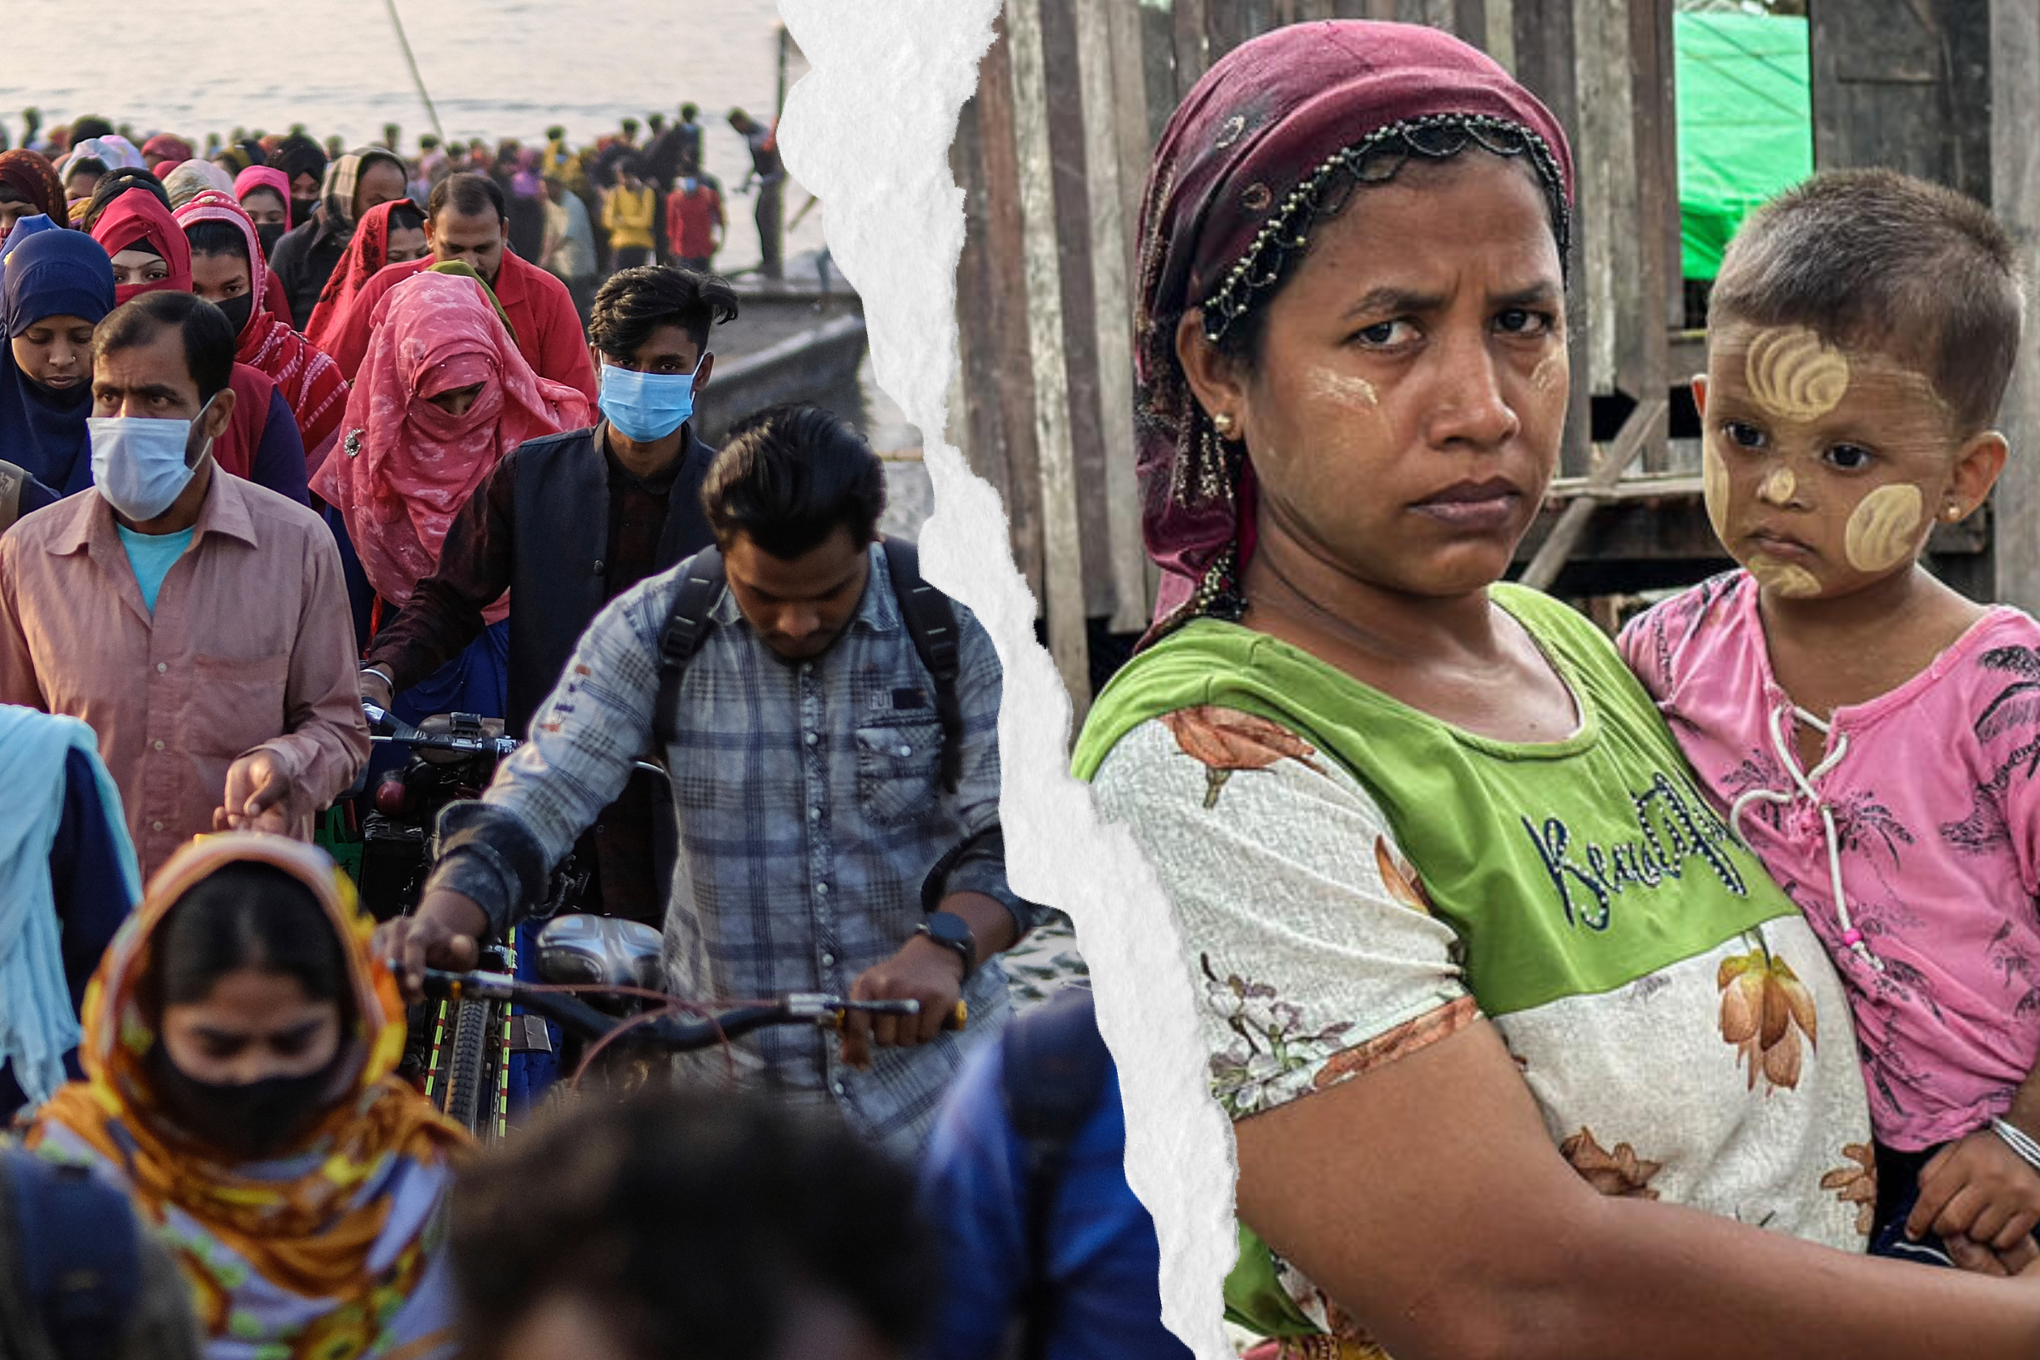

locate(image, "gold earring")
[[1943, 502, 1963, 522], [1211, 411, 1236, 438]]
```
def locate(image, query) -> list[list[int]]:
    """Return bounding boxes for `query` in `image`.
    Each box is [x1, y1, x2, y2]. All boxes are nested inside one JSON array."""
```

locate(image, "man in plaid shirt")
[[379, 405, 1035, 1152]]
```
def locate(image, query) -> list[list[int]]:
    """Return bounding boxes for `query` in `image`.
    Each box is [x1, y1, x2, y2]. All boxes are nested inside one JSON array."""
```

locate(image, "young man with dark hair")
[[267, 146, 408, 330], [0, 291, 367, 876], [359, 264, 737, 925], [450, 1086, 932, 1360], [324, 171, 598, 400], [380, 404, 1034, 1154]]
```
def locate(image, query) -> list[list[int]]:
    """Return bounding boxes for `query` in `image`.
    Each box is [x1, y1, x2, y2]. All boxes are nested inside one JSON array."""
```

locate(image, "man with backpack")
[[916, 987, 1191, 1360], [378, 404, 1033, 1155]]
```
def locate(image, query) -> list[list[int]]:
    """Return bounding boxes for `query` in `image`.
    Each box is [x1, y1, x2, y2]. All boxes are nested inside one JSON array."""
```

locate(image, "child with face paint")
[[1620, 168, 2040, 1270]]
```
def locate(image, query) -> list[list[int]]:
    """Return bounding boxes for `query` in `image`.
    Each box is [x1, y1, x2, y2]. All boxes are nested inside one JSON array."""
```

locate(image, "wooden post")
[[959, 17, 1047, 599], [1628, 0, 1675, 469], [1042, 0, 1116, 621], [1007, 0, 1094, 709], [1991, 0, 2040, 611], [1512, 0, 1590, 476], [1081, 0, 1154, 631], [1574, 0, 1635, 414], [1174, 0, 1212, 98]]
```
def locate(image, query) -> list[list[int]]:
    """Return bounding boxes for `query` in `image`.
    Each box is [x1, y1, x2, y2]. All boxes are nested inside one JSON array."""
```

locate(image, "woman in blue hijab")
[[1, 221, 116, 498]]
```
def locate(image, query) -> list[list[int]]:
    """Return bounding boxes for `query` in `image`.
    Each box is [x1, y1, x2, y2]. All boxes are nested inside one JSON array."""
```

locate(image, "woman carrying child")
[[1622, 167, 2040, 1267], [1073, 19, 2040, 1360]]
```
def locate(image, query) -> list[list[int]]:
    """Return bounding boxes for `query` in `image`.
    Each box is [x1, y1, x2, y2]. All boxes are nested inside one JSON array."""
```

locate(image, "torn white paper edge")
[[775, 1, 1235, 1355]]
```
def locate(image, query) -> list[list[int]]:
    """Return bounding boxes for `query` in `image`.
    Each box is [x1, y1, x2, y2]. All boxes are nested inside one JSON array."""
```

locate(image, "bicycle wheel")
[[440, 996, 500, 1136]]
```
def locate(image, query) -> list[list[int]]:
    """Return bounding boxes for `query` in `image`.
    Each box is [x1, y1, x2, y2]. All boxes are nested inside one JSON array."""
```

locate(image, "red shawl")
[[90, 189, 193, 304], [313, 271, 590, 619], [303, 200, 405, 354], [176, 190, 347, 465]]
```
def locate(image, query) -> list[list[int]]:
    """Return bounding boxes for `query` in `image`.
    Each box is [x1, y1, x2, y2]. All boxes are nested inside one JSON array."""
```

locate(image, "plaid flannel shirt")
[[433, 543, 1031, 1153]]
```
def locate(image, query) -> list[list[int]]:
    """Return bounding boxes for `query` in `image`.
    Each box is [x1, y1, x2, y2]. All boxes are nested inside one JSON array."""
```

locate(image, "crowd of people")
[[0, 100, 1182, 1360]]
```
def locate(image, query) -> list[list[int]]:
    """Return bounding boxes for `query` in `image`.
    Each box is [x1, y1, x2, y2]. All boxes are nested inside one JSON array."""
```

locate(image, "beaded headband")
[[1197, 112, 1573, 348]]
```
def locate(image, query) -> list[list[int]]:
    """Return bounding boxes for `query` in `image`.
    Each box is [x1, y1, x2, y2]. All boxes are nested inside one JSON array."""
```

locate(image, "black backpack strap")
[[1001, 987, 1112, 1360], [880, 538, 963, 794], [5, 1149, 142, 1360], [652, 546, 727, 750]]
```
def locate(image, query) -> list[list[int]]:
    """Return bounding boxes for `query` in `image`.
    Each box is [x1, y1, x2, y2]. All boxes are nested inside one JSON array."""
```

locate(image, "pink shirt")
[[1622, 570, 2040, 1149], [0, 472, 369, 876]]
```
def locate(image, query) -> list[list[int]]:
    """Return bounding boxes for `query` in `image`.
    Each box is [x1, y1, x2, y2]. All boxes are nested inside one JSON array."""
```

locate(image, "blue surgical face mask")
[[89, 394, 215, 522], [598, 355, 705, 443]]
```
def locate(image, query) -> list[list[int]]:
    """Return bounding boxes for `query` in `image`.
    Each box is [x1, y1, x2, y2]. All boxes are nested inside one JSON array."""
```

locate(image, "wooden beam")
[[1081, 0, 1154, 632], [1041, 0, 1116, 620], [1007, 0, 1094, 709], [1625, 0, 1674, 469], [1174, 0, 1211, 99], [1511, 0, 1591, 476], [963, 18, 1046, 599], [1518, 396, 1667, 591], [1991, 0, 2040, 610]]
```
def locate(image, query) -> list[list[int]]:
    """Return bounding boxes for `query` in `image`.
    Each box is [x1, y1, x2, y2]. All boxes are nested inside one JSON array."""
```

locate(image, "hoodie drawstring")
[[1727, 703, 1883, 972]]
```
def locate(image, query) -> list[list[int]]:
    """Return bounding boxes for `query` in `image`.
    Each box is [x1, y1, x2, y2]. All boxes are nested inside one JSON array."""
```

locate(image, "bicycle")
[[409, 911, 967, 1138]]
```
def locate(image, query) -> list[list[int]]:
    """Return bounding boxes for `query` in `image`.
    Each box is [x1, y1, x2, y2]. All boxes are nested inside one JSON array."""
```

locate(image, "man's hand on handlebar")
[[839, 935, 964, 1071], [360, 666, 395, 715], [376, 889, 489, 1002]]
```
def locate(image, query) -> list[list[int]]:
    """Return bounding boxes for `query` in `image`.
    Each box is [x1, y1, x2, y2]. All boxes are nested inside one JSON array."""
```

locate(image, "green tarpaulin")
[[1674, 11, 1813, 280]]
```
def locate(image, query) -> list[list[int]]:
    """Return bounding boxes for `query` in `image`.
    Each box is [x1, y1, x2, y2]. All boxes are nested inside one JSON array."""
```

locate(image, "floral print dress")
[[1073, 585, 1872, 1357]]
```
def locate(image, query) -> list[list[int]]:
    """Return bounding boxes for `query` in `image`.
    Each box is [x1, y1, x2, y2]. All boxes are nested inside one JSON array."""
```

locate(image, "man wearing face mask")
[[360, 265, 733, 926], [378, 404, 1033, 1156], [0, 291, 369, 877], [323, 173, 598, 402]]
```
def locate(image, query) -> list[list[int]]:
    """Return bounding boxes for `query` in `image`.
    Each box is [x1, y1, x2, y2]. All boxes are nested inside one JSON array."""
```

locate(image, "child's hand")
[[1909, 1128, 2040, 1250]]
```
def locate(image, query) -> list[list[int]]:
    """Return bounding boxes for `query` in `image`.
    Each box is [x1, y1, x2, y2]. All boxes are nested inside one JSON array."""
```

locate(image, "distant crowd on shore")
[[0, 101, 788, 323]]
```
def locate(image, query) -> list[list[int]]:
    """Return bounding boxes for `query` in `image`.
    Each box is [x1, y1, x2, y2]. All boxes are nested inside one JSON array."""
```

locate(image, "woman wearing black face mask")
[[177, 192, 347, 468], [24, 833, 469, 1360]]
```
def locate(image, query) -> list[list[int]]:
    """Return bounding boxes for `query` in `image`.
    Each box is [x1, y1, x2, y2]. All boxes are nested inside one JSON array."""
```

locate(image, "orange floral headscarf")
[[30, 833, 467, 1318]]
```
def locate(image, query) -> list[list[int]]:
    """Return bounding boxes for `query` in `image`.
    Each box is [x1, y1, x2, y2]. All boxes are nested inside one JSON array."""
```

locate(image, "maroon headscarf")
[[0, 151, 66, 237], [1134, 20, 1576, 628]]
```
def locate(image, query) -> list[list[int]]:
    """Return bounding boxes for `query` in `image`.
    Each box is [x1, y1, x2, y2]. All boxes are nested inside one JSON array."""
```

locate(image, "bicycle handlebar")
[[363, 703, 520, 759], [410, 965, 969, 1050], [362, 703, 669, 779]]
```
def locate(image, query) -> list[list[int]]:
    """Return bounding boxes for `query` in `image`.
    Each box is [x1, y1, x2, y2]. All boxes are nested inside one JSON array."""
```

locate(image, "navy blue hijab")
[[1, 225, 115, 494]]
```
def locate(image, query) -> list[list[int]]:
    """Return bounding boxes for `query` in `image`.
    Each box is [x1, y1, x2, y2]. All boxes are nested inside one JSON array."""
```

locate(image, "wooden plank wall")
[[947, 0, 1684, 700]]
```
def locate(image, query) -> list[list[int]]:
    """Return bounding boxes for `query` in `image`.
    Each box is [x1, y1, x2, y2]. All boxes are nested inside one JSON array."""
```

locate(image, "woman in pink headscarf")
[[314, 270, 589, 716]]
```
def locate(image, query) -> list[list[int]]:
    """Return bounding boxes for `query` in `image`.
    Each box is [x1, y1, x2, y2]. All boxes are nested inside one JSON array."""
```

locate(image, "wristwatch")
[[915, 911, 977, 979]]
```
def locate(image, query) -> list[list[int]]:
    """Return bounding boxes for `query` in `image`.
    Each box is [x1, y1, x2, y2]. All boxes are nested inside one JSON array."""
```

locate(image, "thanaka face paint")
[[1699, 320, 1969, 604], [1530, 351, 1564, 393], [1307, 366, 1379, 408], [1756, 466, 1795, 505], [1746, 555, 1822, 598], [1843, 483, 1926, 573], [1702, 438, 1732, 542], [1744, 326, 1849, 421]]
